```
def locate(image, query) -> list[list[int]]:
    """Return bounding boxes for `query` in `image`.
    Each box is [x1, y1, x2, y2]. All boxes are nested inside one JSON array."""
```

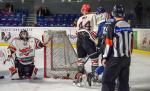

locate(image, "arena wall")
[[0, 27, 150, 52]]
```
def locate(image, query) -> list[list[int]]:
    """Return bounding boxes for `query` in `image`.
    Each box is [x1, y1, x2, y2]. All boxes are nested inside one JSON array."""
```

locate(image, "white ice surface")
[[0, 47, 150, 91]]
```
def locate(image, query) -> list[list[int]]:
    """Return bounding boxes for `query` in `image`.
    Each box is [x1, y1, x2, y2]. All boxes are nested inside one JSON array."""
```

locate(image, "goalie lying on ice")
[[4, 29, 49, 79]]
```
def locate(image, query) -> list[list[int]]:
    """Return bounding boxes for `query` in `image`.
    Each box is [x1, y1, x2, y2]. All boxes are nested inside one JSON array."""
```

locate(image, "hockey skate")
[[86, 72, 92, 86], [94, 66, 104, 83], [72, 72, 83, 87], [73, 70, 95, 87], [91, 73, 102, 85], [86, 72, 102, 86]]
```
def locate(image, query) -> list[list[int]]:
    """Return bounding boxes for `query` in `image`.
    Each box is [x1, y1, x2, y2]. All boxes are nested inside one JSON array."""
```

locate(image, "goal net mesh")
[[43, 30, 78, 79]]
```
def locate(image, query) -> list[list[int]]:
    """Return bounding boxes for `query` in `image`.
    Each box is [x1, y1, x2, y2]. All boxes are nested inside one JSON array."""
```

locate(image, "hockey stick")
[[83, 51, 98, 65], [0, 49, 13, 65], [70, 48, 102, 66], [72, 51, 100, 87]]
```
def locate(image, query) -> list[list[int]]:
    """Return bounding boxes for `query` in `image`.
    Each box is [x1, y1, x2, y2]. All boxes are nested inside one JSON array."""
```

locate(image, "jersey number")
[[79, 21, 91, 31]]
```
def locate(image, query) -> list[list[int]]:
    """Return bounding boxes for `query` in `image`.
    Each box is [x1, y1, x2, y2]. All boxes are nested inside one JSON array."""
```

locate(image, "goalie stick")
[[0, 49, 14, 65]]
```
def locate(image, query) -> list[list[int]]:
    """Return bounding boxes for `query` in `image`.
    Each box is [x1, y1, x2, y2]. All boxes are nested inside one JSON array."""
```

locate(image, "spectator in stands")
[[2, 2, 14, 15], [72, 19, 78, 27], [37, 6, 50, 17], [37, 6, 44, 16], [32, 21, 38, 27], [43, 7, 51, 16], [145, 7, 150, 27], [134, 1, 143, 27]]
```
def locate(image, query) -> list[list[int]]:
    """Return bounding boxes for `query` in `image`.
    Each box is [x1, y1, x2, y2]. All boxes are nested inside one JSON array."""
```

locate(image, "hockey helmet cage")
[[96, 6, 105, 14]]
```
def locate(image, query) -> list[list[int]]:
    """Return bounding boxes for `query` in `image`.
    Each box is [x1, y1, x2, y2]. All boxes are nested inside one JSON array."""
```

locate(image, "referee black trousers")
[[101, 56, 131, 91]]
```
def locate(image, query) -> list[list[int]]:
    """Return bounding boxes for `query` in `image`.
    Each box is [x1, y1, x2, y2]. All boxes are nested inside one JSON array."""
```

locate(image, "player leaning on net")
[[74, 3, 99, 85], [5, 29, 48, 80], [101, 3, 133, 91]]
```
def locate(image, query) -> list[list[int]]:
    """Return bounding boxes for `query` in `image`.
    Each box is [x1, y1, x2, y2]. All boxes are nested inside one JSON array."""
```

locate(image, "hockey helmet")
[[81, 3, 91, 14], [112, 3, 125, 17], [96, 6, 105, 14]]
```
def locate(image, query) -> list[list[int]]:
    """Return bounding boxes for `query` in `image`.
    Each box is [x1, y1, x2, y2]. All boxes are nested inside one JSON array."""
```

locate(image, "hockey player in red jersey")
[[6, 29, 48, 79], [74, 3, 99, 86]]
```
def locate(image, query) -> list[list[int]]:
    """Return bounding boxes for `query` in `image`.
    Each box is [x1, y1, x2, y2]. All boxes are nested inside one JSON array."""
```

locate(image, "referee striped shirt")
[[103, 20, 133, 59]]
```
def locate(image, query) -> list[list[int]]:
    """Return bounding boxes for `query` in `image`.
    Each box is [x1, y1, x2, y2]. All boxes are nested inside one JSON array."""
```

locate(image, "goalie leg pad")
[[31, 67, 38, 79], [17, 62, 36, 79], [9, 66, 19, 79], [9, 66, 17, 76]]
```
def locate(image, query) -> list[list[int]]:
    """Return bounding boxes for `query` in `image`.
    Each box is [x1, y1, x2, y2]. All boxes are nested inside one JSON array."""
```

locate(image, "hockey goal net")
[[43, 30, 78, 79]]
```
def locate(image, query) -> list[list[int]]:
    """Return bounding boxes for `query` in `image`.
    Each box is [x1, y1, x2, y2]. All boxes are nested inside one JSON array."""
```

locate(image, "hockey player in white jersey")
[[74, 3, 99, 86], [6, 30, 47, 79]]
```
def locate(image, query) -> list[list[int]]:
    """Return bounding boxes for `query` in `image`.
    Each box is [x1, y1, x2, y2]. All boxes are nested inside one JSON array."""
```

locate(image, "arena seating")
[[0, 9, 28, 26], [36, 14, 81, 27], [1, 10, 138, 28]]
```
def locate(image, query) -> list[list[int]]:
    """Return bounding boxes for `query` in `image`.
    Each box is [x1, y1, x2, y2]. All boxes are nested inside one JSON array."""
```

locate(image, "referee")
[[101, 3, 133, 91]]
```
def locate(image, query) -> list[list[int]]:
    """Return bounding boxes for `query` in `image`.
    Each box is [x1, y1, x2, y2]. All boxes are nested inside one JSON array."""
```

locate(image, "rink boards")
[[0, 27, 150, 52]]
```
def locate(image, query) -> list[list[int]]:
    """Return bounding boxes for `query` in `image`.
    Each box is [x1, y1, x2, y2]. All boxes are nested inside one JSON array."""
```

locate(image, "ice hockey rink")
[[0, 47, 150, 91]]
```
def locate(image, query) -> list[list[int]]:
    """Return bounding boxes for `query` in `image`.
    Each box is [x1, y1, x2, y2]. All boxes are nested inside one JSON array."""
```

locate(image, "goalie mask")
[[19, 29, 29, 41]]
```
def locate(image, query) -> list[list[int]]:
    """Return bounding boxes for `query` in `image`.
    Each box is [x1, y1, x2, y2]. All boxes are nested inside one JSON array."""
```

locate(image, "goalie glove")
[[42, 32, 51, 46], [31, 67, 38, 79], [3, 49, 12, 57]]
